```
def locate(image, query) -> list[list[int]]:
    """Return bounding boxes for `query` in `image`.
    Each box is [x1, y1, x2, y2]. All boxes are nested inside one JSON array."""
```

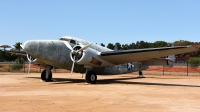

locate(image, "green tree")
[[129, 43, 136, 49], [0, 50, 17, 62], [135, 41, 149, 49], [121, 44, 129, 50], [13, 42, 22, 51], [153, 41, 168, 47], [0, 50, 3, 61], [115, 42, 122, 50], [100, 43, 105, 47], [147, 42, 155, 48], [107, 43, 114, 49], [13, 42, 23, 64], [188, 57, 200, 67]]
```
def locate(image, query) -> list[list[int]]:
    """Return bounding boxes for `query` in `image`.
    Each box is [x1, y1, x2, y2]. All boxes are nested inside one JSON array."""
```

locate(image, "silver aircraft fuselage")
[[23, 39, 144, 75]]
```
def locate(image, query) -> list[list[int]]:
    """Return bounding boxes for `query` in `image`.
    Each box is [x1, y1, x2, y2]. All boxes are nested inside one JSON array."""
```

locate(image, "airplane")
[[8, 36, 197, 84]]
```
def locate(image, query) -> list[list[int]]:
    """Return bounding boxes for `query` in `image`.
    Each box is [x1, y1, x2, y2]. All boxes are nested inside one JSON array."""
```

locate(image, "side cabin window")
[[69, 39, 76, 45]]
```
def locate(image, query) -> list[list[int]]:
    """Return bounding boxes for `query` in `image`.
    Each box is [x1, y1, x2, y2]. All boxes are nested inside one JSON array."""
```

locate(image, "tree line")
[[101, 40, 199, 50], [100, 40, 200, 57], [0, 42, 25, 63]]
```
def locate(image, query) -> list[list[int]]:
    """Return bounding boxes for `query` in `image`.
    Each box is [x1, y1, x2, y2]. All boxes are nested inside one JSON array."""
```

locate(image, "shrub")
[[0, 64, 3, 68], [10, 64, 23, 70], [188, 57, 200, 67]]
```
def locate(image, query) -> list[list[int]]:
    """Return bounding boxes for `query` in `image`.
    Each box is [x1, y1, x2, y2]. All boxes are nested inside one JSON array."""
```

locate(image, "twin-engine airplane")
[[8, 36, 197, 84]]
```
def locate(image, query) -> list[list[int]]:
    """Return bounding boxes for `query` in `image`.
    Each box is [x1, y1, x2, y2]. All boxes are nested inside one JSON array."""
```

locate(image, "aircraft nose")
[[23, 40, 39, 56]]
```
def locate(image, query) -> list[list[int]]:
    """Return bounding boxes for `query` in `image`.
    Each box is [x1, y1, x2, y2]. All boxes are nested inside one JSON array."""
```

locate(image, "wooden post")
[[8, 64, 10, 72], [163, 65, 164, 75], [187, 60, 188, 76], [24, 62, 25, 73]]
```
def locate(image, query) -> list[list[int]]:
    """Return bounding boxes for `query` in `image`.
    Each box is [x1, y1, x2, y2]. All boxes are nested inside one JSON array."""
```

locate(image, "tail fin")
[[166, 43, 175, 67], [113, 45, 118, 51]]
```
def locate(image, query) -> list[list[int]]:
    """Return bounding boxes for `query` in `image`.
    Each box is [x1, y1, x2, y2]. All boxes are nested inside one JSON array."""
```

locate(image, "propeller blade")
[[27, 54, 32, 73], [77, 43, 92, 53], [28, 62, 31, 73], [65, 42, 73, 51], [71, 56, 76, 75], [28, 61, 31, 73], [20, 44, 24, 49]]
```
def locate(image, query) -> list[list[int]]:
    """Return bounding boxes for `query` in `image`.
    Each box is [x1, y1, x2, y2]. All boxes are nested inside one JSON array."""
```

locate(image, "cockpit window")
[[70, 39, 76, 45]]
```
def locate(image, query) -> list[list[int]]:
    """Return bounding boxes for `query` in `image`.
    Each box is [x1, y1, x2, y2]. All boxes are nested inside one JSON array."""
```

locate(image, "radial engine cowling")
[[70, 45, 103, 67]]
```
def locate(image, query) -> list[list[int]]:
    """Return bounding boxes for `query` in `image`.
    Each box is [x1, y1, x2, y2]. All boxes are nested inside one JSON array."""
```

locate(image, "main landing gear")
[[138, 71, 145, 78], [40, 65, 97, 83], [41, 66, 53, 81], [85, 71, 97, 84]]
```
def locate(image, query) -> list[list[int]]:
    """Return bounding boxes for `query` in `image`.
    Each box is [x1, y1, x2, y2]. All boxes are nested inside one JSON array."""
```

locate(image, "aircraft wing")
[[7, 51, 27, 56], [100, 46, 196, 65]]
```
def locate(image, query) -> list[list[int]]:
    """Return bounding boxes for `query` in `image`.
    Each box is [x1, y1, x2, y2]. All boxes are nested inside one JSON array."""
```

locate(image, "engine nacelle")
[[70, 45, 113, 67]]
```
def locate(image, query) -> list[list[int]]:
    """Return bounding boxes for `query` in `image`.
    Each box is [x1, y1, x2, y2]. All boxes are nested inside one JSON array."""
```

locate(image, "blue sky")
[[0, 0, 200, 47]]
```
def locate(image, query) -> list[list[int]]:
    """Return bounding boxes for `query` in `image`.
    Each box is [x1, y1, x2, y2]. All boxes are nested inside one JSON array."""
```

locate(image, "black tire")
[[139, 71, 143, 75], [41, 70, 52, 81], [85, 71, 97, 84]]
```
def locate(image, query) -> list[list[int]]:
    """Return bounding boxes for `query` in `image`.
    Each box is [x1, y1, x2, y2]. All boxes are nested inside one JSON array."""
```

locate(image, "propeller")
[[27, 54, 37, 73], [20, 43, 37, 73], [28, 58, 31, 73], [27, 54, 31, 73], [65, 42, 92, 75]]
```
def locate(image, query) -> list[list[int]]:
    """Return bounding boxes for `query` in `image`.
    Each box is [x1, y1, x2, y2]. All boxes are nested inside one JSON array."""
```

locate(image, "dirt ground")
[[0, 72, 200, 112]]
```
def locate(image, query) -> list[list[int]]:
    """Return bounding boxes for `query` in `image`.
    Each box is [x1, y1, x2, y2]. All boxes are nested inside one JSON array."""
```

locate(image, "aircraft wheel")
[[41, 70, 52, 81], [139, 71, 143, 75], [138, 71, 145, 78], [85, 71, 97, 84]]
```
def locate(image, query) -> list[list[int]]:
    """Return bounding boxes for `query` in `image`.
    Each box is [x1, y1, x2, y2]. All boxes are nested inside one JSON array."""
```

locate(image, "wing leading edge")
[[100, 46, 197, 65], [7, 51, 27, 56]]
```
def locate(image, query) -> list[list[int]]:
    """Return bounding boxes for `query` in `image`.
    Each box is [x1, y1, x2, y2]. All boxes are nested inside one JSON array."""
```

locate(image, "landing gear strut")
[[41, 66, 53, 81], [85, 71, 97, 84], [138, 71, 145, 78]]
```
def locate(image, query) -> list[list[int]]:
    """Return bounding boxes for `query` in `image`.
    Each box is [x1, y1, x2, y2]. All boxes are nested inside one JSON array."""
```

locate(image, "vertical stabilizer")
[[113, 45, 118, 51], [167, 43, 175, 67]]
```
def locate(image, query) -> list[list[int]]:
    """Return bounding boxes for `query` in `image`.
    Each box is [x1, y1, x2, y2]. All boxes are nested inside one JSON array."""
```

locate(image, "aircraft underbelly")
[[94, 62, 148, 75]]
